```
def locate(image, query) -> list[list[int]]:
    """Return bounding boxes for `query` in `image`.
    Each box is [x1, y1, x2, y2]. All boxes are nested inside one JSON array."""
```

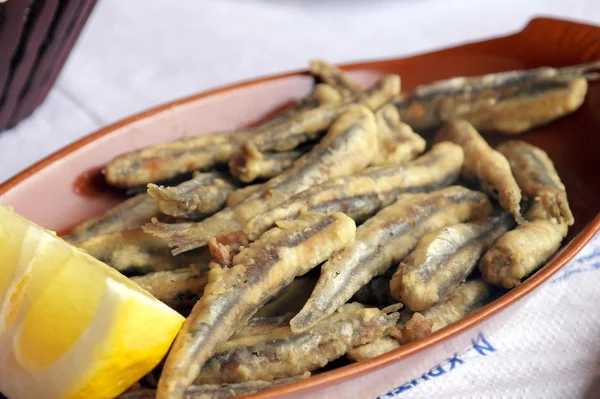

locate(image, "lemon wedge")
[[0, 206, 185, 399]]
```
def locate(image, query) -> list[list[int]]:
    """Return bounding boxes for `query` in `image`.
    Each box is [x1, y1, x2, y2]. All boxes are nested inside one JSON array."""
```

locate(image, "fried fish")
[[434, 119, 524, 224], [244, 142, 463, 241], [290, 186, 492, 333], [393, 61, 599, 134], [144, 106, 378, 254], [156, 212, 355, 399]]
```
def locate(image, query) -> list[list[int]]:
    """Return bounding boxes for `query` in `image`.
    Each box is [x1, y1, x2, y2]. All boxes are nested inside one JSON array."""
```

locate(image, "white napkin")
[[378, 232, 600, 399]]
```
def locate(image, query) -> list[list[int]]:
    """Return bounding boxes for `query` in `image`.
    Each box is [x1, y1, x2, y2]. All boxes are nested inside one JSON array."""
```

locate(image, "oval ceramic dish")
[[1, 17, 599, 399]]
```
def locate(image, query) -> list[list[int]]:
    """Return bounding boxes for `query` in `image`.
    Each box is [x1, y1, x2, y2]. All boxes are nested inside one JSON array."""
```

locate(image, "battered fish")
[[496, 140, 574, 226], [156, 212, 355, 399], [144, 105, 377, 254], [195, 303, 398, 384], [76, 229, 211, 276], [479, 203, 568, 289], [147, 172, 236, 220], [393, 61, 599, 134], [373, 104, 426, 166], [228, 148, 305, 183], [131, 268, 208, 314], [235, 74, 398, 160], [230, 313, 295, 340], [290, 186, 492, 333], [391, 211, 513, 311], [244, 142, 464, 241], [119, 374, 310, 399], [64, 193, 158, 243], [434, 119, 524, 224], [392, 280, 493, 344], [310, 59, 362, 99], [104, 82, 341, 188]]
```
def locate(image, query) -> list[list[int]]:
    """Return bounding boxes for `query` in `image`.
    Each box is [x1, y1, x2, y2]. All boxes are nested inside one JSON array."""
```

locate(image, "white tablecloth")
[[0, 2, 599, 398]]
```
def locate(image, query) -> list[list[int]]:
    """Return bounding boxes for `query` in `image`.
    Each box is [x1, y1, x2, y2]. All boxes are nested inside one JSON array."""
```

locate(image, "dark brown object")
[[0, 0, 97, 132]]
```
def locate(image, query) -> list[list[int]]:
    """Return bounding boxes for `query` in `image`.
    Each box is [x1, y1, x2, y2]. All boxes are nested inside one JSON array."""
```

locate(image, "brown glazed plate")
[[0, 17, 599, 399]]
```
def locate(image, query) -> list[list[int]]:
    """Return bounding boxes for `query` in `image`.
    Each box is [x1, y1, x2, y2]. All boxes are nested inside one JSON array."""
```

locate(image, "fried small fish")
[[290, 186, 492, 333], [391, 211, 514, 311], [104, 131, 255, 188], [392, 280, 493, 344], [64, 194, 159, 243], [393, 61, 599, 134], [76, 229, 211, 276], [131, 268, 208, 314], [147, 172, 236, 220], [479, 203, 568, 289], [144, 105, 378, 255], [119, 374, 310, 399], [244, 142, 463, 241], [104, 82, 341, 188], [435, 119, 524, 224], [229, 148, 306, 183], [235, 74, 399, 159], [156, 212, 355, 399], [373, 104, 426, 166], [310, 59, 362, 99], [195, 304, 398, 384], [496, 140, 574, 226]]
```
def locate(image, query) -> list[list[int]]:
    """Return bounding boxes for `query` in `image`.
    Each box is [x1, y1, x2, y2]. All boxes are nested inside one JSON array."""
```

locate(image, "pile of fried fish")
[[64, 59, 600, 399]]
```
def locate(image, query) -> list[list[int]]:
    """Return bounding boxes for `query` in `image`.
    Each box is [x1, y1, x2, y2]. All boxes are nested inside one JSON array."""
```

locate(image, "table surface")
[[1, 0, 599, 183]]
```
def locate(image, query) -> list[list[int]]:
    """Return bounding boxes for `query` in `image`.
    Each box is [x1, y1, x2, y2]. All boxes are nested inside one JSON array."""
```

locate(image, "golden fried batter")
[[290, 186, 492, 333], [156, 212, 355, 399], [434, 119, 524, 224]]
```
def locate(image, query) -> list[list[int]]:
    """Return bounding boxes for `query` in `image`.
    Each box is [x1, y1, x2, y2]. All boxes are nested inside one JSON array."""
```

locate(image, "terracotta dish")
[[0, 17, 598, 399]]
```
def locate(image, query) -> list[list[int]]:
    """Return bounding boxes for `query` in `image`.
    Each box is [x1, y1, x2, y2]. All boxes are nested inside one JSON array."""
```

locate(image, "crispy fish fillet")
[[76, 229, 211, 276], [244, 142, 463, 241], [290, 186, 493, 333], [195, 304, 398, 384], [64, 194, 159, 243], [229, 148, 305, 183], [147, 172, 236, 220], [235, 74, 399, 159], [373, 104, 427, 166], [131, 268, 208, 314], [104, 82, 341, 188], [435, 119, 524, 224], [156, 212, 355, 399], [393, 61, 599, 134], [144, 106, 378, 254], [119, 374, 310, 399], [391, 212, 514, 311], [392, 280, 493, 344], [479, 203, 568, 289], [254, 276, 318, 318], [496, 140, 574, 226], [310, 59, 362, 99]]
